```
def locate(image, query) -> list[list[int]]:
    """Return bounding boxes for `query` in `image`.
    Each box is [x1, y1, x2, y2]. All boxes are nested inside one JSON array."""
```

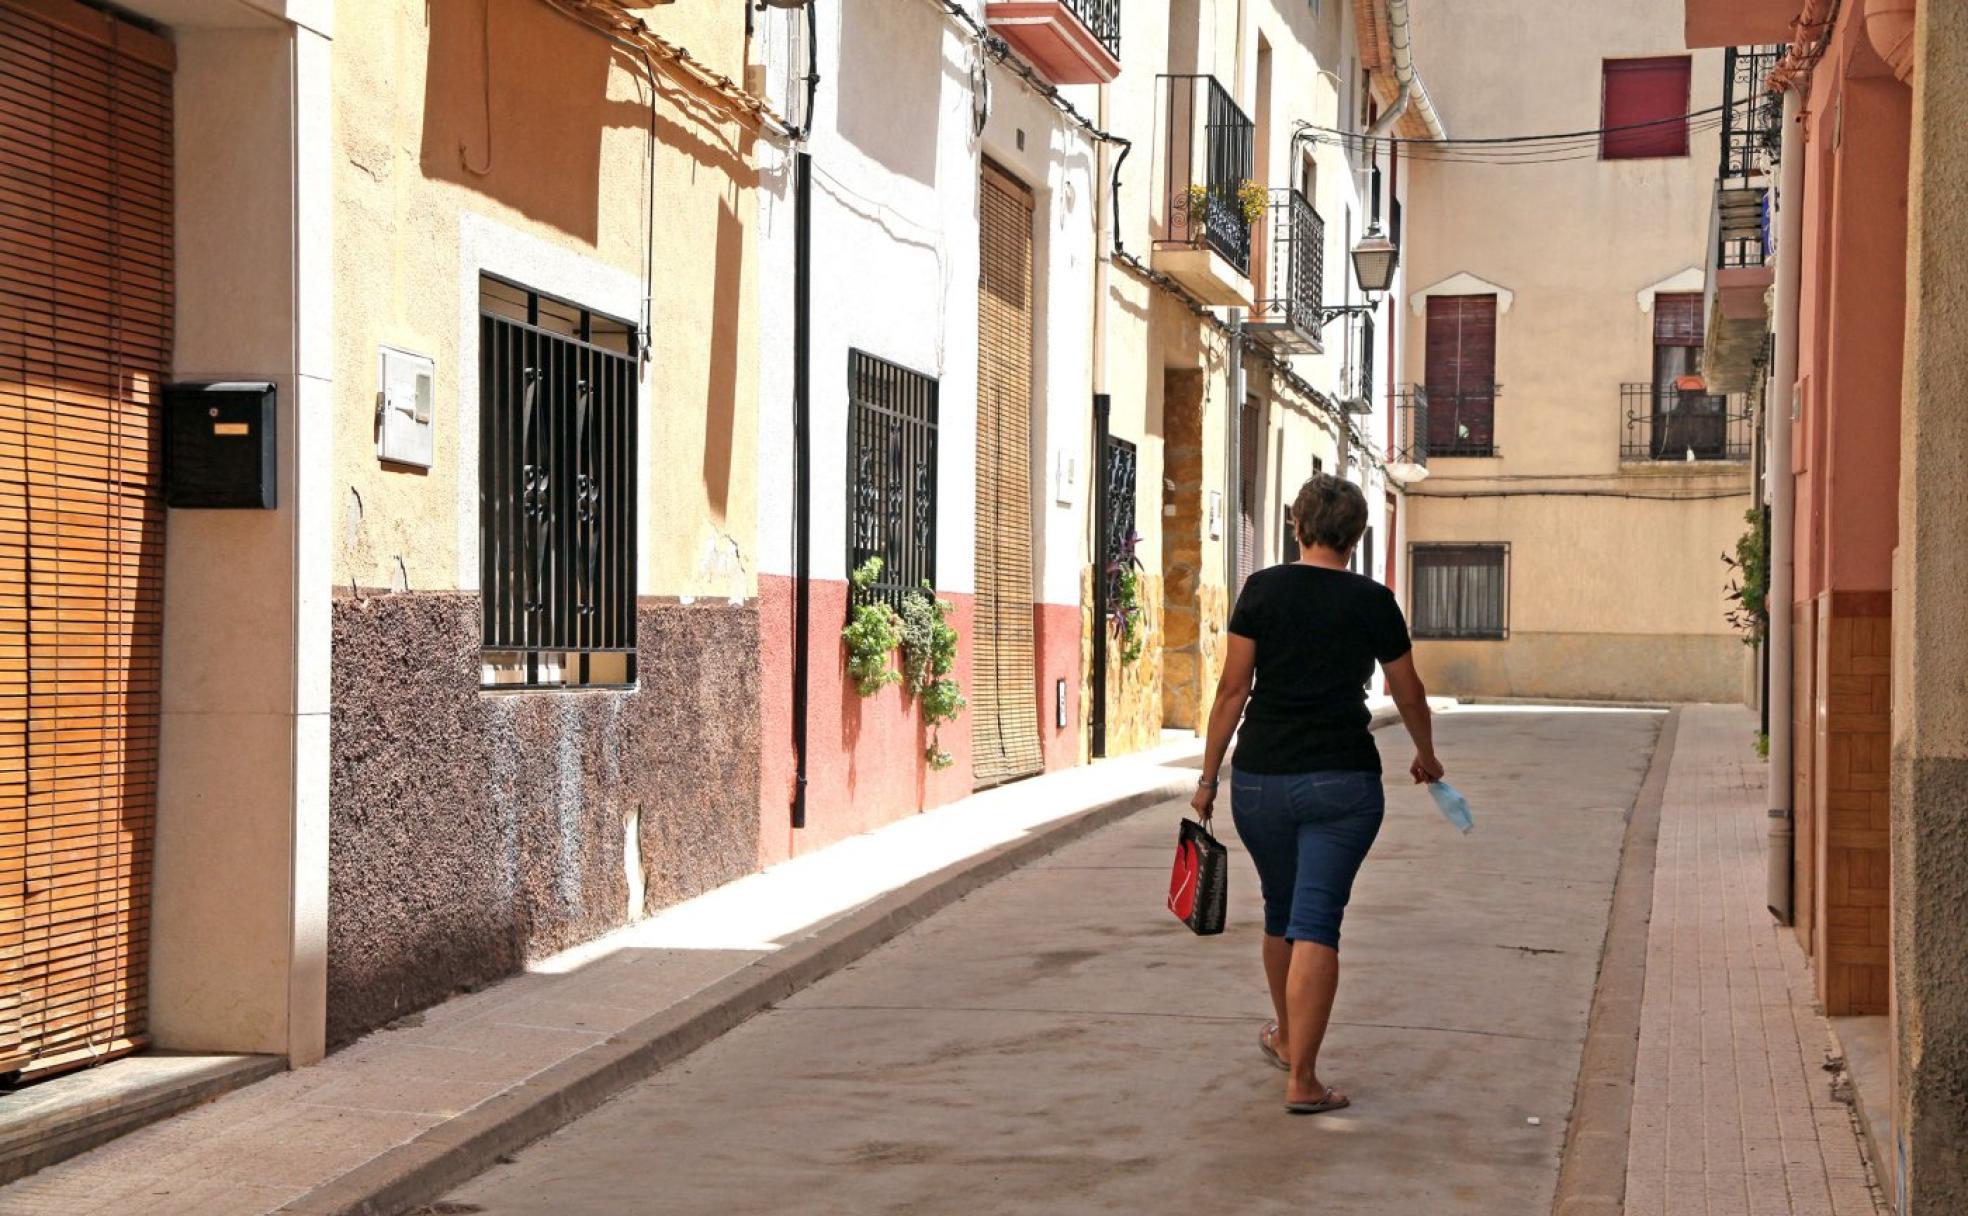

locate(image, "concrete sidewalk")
[[1621, 705, 1883, 1216], [0, 736, 1212, 1216], [436, 706, 1662, 1215]]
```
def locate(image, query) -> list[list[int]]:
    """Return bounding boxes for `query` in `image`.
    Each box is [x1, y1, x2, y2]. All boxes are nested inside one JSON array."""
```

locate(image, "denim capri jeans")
[[1229, 770, 1385, 949]]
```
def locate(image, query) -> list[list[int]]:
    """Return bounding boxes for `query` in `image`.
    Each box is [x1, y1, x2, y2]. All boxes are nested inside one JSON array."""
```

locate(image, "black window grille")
[[848, 350, 939, 604], [1101, 435, 1138, 603], [1410, 544, 1508, 640], [479, 276, 639, 688]]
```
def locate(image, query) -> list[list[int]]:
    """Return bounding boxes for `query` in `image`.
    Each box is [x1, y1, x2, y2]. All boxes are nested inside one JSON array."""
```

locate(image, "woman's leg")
[[1262, 934, 1293, 1056], [1231, 775, 1298, 1057], [1280, 772, 1386, 1103], [1285, 941, 1341, 1099]]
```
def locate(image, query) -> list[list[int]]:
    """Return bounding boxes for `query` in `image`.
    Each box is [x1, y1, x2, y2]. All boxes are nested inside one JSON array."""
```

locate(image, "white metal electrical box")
[[377, 346, 435, 468]]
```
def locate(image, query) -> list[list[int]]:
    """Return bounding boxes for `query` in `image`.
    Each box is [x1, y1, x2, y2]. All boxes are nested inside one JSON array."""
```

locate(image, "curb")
[[279, 772, 1197, 1216], [1551, 706, 1681, 1216]]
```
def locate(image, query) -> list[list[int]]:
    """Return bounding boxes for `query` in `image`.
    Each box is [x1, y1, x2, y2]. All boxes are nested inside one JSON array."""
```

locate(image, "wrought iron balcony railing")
[[1716, 45, 1784, 271], [1344, 310, 1375, 409], [1621, 383, 1754, 462], [1391, 385, 1428, 468], [1423, 384, 1501, 458], [1159, 74, 1256, 276], [1249, 188, 1323, 350], [1065, 0, 1120, 59]]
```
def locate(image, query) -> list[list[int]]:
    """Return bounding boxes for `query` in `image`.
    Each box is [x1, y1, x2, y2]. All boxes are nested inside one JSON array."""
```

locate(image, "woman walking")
[[1190, 473, 1442, 1115]]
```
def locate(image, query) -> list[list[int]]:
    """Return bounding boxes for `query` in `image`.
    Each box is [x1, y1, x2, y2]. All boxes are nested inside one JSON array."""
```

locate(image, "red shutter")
[[1654, 292, 1705, 346], [1424, 296, 1497, 456], [1602, 57, 1691, 160]]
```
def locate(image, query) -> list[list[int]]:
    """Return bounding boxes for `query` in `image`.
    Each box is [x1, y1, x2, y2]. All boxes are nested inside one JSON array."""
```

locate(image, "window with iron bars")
[[1410, 543, 1509, 640], [848, 350, 939, 603], [479, 276, 639, 688]]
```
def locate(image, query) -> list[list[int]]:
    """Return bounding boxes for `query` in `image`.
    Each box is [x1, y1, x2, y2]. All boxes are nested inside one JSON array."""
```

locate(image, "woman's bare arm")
[[1192, 633, 1257, 818], [1383, 652, 1444, 784]]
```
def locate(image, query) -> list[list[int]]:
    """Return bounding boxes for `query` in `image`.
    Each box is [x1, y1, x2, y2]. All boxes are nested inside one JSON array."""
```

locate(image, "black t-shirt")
[[1227, 564, 1413, 775]]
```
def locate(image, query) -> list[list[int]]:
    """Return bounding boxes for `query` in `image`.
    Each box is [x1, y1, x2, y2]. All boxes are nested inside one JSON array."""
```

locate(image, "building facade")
[[1395, 0, 1750, 705], [0, 0, 1420, 1094], [1679, 0, 1967, 1209]]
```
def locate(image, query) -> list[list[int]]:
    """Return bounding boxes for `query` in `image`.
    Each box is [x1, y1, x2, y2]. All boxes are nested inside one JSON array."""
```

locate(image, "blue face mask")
[[1428, 781, 1474, 834]]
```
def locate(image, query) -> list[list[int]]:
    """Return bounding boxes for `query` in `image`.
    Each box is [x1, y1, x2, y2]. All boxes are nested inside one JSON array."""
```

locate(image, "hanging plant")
[[1722, 507, 1768, 647], [843, 559, 966, 771], [1107, 530, 1146, 666], [1183, 180, 1268, 233], [843, 557, 902, 696], [899, 582, 965, 771], [1235, 179, 1269, 226]]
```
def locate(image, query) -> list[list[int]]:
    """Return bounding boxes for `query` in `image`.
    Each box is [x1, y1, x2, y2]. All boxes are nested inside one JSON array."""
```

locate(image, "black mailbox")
[[164, 381, 277, 509]]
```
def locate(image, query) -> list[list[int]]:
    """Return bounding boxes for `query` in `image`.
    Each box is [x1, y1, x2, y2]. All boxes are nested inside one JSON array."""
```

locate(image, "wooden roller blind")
[[0, 0, 172, 1082], [972, 164, 1042, 789]]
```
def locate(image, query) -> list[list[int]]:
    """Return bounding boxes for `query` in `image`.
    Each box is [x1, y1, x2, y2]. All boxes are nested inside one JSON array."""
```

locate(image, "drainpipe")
[[1225, 311, 1244, 598], [790, 145, 813, 831], [1374, 0, 1447, 141], [1766, 87, 1803, 923]]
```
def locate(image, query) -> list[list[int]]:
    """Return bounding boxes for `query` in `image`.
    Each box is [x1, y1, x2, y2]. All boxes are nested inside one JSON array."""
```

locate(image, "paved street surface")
[[442, 708, 1660, 1215], [1623, 705, 1882, 1216]]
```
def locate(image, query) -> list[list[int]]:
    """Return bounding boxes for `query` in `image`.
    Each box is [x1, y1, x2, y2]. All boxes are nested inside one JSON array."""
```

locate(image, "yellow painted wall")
[[1398, 0, 1751, 702], [331, 0, 758, 598]]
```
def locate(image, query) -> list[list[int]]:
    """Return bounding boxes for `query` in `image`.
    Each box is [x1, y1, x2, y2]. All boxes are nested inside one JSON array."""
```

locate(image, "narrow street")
[[438, 709, 1659, 1215]]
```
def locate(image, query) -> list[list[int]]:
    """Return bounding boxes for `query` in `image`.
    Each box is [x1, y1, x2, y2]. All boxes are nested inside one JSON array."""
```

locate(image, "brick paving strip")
[[1606, 704, 1884, 1216], [0, 729, 1299, 1216]]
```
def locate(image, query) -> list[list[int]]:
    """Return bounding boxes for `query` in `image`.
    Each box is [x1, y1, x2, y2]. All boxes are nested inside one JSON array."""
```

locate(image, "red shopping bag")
[[1168, 817, 1228, 936]]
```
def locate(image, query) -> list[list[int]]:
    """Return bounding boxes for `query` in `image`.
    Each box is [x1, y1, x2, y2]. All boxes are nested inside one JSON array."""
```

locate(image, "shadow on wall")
[[834, 0, 941, 187], [422, 0, 630, 243], [702, 202, 743, 520]]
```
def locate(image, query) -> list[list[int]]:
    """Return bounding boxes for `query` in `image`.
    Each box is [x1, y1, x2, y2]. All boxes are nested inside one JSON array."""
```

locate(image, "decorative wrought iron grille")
[[1425, 385, 1501, 458], [1348, 310, 1375, 406], [1621, 383, 1754, 462], [1063, 0, 1120, 58], [848, 350, 939, 604], [1720, 45, 1783, 184], [1101, 435, 1138, 604], [1410, 544, 1509, 641], [1391, 386, 1428, 468], [1159, 74, 1256, 275], [1254, 188, 1323, 340], [479, 278, 639, 686]]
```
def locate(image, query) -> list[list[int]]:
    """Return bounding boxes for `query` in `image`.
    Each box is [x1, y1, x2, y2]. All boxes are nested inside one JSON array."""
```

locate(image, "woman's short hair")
[[1293, 474, 1369, 552]]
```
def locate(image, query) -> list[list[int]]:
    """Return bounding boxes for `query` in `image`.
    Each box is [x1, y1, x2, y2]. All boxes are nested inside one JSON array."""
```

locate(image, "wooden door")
[[972, 164, 1042, 788], [1424, 295, 1497, 457], [0, 0, 171, 1080]]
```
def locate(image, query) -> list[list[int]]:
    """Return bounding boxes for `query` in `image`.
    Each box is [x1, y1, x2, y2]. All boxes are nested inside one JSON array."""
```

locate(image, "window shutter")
[[1424, 295, 1497, 456], [1236, 398, 1260, 592], [1602, 57, 1692, 160], [973, 164, 1042, 787], [1654, 292, 1705, 346], [1, 0, 174, 1080]]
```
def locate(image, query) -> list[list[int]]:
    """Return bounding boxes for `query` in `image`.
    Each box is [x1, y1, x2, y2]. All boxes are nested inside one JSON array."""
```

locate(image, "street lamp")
[[1316, 223, 1400, 326]]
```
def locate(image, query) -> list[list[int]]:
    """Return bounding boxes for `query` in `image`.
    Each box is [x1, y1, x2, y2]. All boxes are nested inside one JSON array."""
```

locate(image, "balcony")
[[1705, 44, 1784, 393], [1152, 74, 1256, 307], [986, 0, 1120, 85], [1341, 311, 1375, 413], [1247, 189, 1324, 354], [1387, 385, 1428, 484], [1621, 383, 1754, 462], [1423, 384, 1501, 458]]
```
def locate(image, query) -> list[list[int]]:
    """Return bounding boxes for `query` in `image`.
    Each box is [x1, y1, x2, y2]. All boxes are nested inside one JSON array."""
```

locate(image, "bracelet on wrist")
[[1197, 777, 1219, 789]]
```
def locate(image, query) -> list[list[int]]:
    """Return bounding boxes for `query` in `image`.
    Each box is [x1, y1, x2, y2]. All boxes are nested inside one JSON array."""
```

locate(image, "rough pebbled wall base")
[[327, 591, 760, 1047]]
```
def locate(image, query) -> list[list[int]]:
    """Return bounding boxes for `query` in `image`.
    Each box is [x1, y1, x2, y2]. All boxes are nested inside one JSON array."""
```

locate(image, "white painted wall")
[[754, 0, 1098, 606]]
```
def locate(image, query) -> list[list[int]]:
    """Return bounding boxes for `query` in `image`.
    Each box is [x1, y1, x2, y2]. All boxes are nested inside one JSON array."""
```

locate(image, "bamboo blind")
[[0, 0, 171, 1081], [972, 164, 1042, 788]]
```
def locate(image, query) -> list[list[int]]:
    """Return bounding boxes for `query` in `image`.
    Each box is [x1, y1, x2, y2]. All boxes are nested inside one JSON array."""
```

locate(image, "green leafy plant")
[[843, 559, 966, 771], [843, 558, 902, 696], [1235, 179, 1269, 226], [1107, 530, 1146, 666], [1184, 179, 1267, 233], [1754, 732, 1770, 761], [898, 582, 965, 771], [1723, 507, 1768, 646]]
